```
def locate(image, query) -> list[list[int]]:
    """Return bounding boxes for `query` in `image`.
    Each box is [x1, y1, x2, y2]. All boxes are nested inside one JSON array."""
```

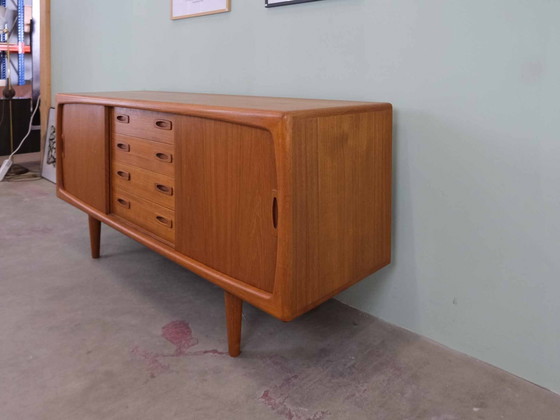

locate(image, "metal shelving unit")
[[0, 0, 40, 161], [1, 0, 32, 87]]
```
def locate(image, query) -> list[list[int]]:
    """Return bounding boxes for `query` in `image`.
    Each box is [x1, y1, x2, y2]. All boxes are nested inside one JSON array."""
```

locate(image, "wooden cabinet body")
[[56, 91, 392, 354]]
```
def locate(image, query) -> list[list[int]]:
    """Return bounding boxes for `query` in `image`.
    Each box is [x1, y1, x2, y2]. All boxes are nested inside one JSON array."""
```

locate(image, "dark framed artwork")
[[265, 0, 323, 7]]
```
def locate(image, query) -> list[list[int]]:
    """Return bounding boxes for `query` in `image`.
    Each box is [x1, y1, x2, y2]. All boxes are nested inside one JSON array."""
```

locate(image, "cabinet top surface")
[[57, 91, 390, 115]]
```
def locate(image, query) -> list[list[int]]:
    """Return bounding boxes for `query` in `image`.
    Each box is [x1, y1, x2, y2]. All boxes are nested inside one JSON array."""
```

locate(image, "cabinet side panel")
[[292, 118, 321, 308], [60, 104, 108, 213], [293, 109, 392, 314], [176, 116, 278, 293]]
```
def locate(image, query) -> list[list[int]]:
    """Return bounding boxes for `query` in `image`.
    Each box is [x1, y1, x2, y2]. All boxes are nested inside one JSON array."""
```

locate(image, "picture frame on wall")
[[172, 0, 231, 20], [265, 0, 322, 7], [41, 107, 56, 183]]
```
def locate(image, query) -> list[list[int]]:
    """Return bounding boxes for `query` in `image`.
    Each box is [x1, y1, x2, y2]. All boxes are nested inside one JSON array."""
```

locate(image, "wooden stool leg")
[[224, 291, 243, 357], [88, 215, 101, 259]]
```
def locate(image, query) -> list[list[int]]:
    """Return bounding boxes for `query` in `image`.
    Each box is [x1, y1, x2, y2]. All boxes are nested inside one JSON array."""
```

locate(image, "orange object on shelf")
[[0, 44, 31, 53]]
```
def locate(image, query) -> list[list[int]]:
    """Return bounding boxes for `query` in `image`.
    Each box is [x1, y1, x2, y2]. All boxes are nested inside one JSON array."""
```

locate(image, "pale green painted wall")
[[52, 0, 560, 392]]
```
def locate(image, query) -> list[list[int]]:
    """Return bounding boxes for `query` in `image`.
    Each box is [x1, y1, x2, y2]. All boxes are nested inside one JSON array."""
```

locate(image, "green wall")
[[52, 0, 560, 392]]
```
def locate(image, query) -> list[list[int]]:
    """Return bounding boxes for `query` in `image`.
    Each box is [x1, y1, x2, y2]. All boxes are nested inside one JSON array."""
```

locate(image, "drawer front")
[[113, 107, 175, 144], [111, 162, 175, 210], [112, 134, 175, 177], [112, 189, 175, 244]]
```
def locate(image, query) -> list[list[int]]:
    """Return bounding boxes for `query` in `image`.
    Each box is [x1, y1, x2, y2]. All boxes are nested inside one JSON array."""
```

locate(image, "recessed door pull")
[[154, 119, 172, 130], [116, 142, 130, 152], [116, 198, 130, 209], [272, 195, 278, 229], [155, 152, 172, 163], [116, 170, 130, 180], [116, 114, 130, 123], [156, 215, 172, 228], [155, 183, 173, 195]]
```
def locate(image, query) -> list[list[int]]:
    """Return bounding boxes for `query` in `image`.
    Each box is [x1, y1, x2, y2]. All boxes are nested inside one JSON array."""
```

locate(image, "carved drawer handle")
[[154, 119, 172, 130], [154, 152, 172, 163], [155, 183, 173, 196], [156, 215, 173, 228], [116, 114, 130, 124], [116, 170, 130, 180], [116, 142, 130, 152], [116, 198, 130, 209]]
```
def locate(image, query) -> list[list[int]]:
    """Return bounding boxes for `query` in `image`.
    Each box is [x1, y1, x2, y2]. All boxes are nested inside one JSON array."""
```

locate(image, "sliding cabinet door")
[[176, 116, 278, 293], [60, 104, 108, 212]]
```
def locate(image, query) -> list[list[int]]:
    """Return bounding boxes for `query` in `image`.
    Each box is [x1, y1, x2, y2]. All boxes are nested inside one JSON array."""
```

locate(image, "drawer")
[[111, 189, 175, 244], [113, 107, 176, 144], [112, 134, 174, 177], [111, 162, 175, 210]]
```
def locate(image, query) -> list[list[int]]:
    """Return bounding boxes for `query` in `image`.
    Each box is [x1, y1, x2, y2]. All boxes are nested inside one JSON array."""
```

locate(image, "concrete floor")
[[1, 179, 560, 420]]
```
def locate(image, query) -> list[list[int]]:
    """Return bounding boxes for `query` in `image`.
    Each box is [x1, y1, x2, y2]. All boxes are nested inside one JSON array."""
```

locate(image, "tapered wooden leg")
[[224, 291, 243, 357], [88, 215, 101, 259]]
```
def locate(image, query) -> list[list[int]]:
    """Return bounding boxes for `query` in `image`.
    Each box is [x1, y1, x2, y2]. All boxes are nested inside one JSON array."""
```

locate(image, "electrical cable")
[[8, 95, 40, 158], [3, 97, 42, 182]]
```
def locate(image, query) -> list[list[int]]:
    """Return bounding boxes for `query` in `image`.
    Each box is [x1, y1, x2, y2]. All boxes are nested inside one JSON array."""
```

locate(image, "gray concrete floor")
[[1, 179, 560, 420]]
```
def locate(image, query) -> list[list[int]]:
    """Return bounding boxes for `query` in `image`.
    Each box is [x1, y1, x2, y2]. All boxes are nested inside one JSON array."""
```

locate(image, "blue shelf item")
[[17, 0, 24, 85], [0, 0, 6, 80]]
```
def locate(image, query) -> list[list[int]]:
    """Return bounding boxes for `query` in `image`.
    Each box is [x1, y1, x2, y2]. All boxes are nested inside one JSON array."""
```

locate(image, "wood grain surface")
[[111, 134, 175, 177], [56, 91, 392, 350], [290, 109, 392, 316], [224, 291, 243, 357], [176, 116, 278, 293], [59, 104, 108, 212], [111, 188, 176, 244], [113, 107, 176, 144], [88, 215, 101, 259], [111, 161, 175, 210], [59, 91, 389, 118]]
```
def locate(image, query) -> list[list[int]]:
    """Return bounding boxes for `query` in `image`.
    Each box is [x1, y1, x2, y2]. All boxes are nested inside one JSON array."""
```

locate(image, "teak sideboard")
[[56, 91, 392, 356]]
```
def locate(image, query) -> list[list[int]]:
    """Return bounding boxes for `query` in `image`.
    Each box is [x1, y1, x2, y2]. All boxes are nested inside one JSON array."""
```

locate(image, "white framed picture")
[[41, 107, 56, 183], [172, 0, 231, 20]]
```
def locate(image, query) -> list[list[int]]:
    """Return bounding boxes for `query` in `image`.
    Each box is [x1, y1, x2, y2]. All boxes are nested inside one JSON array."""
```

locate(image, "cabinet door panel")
[[61, 104, 108, 212], [176, 117, 278, 293]]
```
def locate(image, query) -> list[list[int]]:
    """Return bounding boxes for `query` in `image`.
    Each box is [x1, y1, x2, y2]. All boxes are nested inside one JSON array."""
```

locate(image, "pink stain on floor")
[[131, 320, 227, 378], [130, 346, 171, 378], [132, 321, 334, 418], [259, 375, 331, 420], [162, 320, 199, 355]]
